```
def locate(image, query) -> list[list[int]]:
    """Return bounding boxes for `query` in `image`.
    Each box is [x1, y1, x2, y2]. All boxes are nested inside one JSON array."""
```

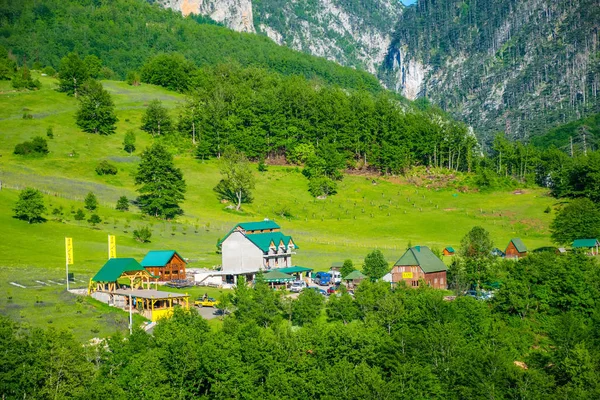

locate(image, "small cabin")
[[505, 238, 527, 259], [572, 238, 600, 255], [391, 246, 447, 289], [90, 258, 156, 293], [141, 250, 187, 282], [442, 246, 455, 256]]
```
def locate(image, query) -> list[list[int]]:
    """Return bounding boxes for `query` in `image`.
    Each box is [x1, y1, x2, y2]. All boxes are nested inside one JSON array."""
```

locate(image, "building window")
[[434, 278, 438, 284]]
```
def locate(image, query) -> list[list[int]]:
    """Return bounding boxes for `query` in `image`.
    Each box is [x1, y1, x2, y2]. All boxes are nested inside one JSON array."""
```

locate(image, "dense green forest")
[[0, 0, 380, 91], [382, 0, 600, 141], [3, 251, 600, 399]]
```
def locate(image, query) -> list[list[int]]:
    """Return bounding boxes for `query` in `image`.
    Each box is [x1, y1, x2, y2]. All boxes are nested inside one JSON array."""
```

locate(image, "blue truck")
[[314, 272, 332, 286]]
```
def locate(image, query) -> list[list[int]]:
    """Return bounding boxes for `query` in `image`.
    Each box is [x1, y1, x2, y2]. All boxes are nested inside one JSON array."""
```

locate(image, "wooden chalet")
[[140, 250, 187, 282], [89, 258, 189, 322], [391, 246, 447, 289], [505, 238, 527, 259], [572, 238, 600, 255], [90, 258, 156, 293], [442, 246, 455, 256]]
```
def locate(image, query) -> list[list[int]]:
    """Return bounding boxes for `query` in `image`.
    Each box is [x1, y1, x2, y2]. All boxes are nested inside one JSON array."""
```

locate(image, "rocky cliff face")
[[381, 0, 600, 141], [154, 0, 402, 74], [154, 0, 255, 32]]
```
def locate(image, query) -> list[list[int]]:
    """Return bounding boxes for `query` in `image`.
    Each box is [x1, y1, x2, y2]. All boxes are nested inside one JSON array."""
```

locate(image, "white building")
[[219, 219, 298, 283]]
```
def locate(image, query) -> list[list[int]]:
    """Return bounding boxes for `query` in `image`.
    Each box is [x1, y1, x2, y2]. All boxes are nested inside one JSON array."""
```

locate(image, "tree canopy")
[[551, 198, 600, 245], [13, 188, 46, 223]]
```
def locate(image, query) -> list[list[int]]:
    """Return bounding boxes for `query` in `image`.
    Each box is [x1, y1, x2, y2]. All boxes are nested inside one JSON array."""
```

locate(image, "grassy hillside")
[[0, 75, 558, 275]]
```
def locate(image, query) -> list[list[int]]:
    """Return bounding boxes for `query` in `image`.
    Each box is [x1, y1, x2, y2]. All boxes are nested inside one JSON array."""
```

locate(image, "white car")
[[289, 281, 306, 293], [329, 271, 342, 284]]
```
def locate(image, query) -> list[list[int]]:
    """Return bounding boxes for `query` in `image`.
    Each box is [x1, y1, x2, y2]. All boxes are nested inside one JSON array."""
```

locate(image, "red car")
[[327, 286, 337, 295]]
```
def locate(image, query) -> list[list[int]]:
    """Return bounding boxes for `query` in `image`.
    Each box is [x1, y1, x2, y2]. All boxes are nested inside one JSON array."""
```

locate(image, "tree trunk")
[[236, 191, 242, 211], [192, 121, 196, 144]]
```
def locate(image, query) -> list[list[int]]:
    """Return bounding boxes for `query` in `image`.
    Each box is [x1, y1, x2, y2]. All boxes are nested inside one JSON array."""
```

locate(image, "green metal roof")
[[262, 269, 294, 282], [394, 246, 447, 273], [140, 250, 186, 267], [245, 232, 298, 252], [572, 239, 600, 248], [445, 246, 455, 253], [218, 220, 283, 246], [238, 220, 280, 231], [331, 262, 344, 268], [275, 266, 313, 274], [509, 238, 527, 253], [343, 270, 366, 280], [92, 258, 147, 282]]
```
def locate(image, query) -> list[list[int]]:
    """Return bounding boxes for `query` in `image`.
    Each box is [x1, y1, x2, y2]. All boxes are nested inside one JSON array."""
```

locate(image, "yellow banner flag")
[[108, 235, 116, 259], [65, 237, 74, 265]]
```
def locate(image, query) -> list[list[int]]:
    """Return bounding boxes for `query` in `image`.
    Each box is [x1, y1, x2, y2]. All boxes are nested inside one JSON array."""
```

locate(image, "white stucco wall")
[[221, 231, 264, 274]]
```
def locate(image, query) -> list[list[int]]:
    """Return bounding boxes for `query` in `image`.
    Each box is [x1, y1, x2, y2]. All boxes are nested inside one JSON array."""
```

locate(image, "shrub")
[[84, 192, 98, 211], [257, 158, 268, 172], [88, 214, 102, 226], [22, 112, 33, 119], [116, 196, 129, 211], [308, 176, 337, 198], [13, 136, 49, 156], [11, 66, 41, 90], [42, 66, 56, 76], [126, 71, 141, 86], [74, 209, 86, 221], [46, 127, 54, 139], [95, 160, 118, 175], [133, 226, 152, 243]]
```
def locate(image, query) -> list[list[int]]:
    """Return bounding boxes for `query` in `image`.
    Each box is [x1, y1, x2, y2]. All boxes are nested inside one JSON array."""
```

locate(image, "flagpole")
[[65, 238, 70, 291]]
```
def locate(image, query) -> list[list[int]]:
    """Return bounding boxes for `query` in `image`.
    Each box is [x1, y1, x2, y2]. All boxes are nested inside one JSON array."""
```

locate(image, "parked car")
[[328, 270, 342, 284], [289, 280, 307, 293], [303, 287, 327, 296], [464, 290, 493, 301], [327, 285, 340, 295], [195, 297, 219, 307], [314, 272, 332, 286]]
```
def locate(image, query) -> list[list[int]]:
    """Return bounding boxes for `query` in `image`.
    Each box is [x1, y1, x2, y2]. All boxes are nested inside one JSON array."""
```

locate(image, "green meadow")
[[0, 74, 558, 339]]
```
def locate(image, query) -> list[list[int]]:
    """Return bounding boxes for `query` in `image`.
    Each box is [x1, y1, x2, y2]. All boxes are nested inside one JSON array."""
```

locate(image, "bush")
[[116, 196, 129, 211], [42, 66, 56, 76], [257, 158, 268, 172], [308, 176, 337, 198], [74, 209, 86, 221], [46, 127, 54, 139], [13, 136, 49, 156], [95, 160, 118, 175], [11, 66, 41, 90], [88, 214, 102, 226], [126, 71, 141, 86], [133, 226, 152, 243]]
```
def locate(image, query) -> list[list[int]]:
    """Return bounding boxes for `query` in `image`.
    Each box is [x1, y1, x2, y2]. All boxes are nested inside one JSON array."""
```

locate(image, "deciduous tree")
[[551, 198, 600, 245], [13, 188, 46, 223], [141, 100, 172, 136], [76, 80, 117, 135], [362, 250, 389, 280], [58, 53, 89, 96], [214, 147, 255, 210]]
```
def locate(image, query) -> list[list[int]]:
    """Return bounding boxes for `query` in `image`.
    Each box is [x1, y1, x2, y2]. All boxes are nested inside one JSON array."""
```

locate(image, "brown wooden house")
[[140, 250, 187, 282], [391, 246, 448, 289], [442, 246, 455, 256], [505, 238, 527, 259]]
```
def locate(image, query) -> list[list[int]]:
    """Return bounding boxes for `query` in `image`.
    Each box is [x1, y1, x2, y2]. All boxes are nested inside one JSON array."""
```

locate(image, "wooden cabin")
[[572, 239, 600, 255], [391, 246, 447, 289], [505, 238, 528, 259], [140, 250, 187, 282], [90, 258, 156, 293], [442, 246, 455, 256]]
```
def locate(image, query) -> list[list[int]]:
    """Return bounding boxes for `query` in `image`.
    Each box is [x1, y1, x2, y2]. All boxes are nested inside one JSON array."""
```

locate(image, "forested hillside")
[[0, 0, 380, 91], [381, 0, 600, 142]]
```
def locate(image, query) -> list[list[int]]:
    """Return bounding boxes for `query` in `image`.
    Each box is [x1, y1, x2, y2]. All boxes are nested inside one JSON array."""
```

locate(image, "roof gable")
[[572, 238, 600, 248], [246, 232, 296, 252], [509, 238, 527, 253], [92, 258, 147, 282], [444, 246, 455, 253], [140, 250, 186, 267], [394, 246, 447, 273]]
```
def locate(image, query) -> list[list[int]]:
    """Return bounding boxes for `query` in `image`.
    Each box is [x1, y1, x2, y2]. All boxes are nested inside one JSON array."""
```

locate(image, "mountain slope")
[[380, 0, 600, 142], [0, 0, 380, 92], [154, 0, 403, 74]]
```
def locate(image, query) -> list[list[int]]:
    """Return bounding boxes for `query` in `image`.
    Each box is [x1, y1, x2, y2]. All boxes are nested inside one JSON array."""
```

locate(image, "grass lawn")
[[0, 73, 560, 340]]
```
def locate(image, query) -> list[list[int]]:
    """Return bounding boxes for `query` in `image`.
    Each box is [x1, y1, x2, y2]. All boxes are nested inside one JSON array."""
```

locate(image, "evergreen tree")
[[58, 53, 89, 96], [75, 80, 117, 135], [141, 100, 172, 136], [88, 214, 101, 226], [135, 143, 186, 218], [362, 250, 389, 280], [116, 196, 129, 211], [84, 192, 98, 211], [13, 188, 46, 223]]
